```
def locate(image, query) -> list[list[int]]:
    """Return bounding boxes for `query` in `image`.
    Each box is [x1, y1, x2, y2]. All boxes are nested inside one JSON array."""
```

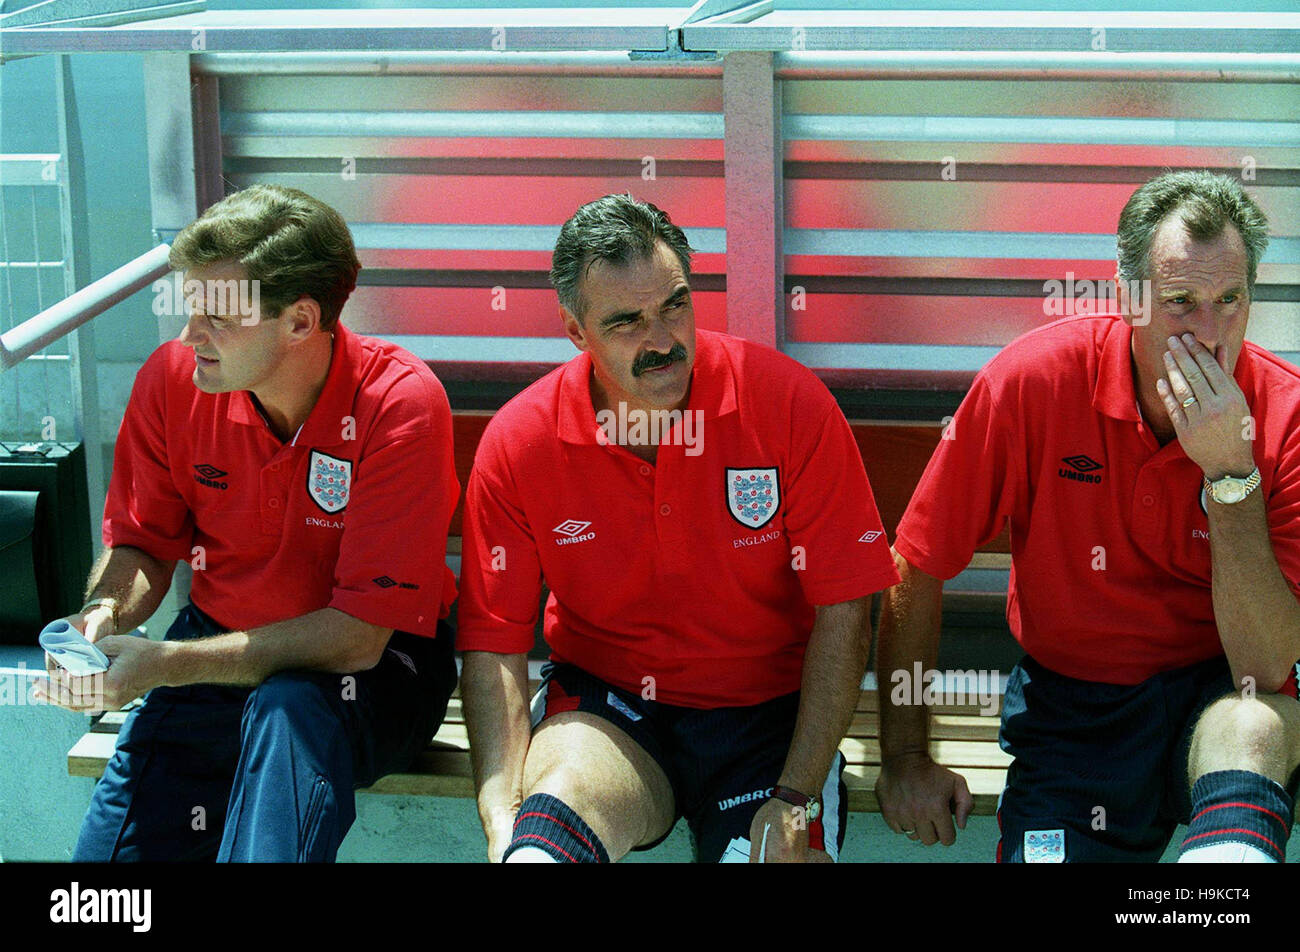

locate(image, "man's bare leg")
[[1179, 693, 1300, 863], [504, 711, 675, 863]]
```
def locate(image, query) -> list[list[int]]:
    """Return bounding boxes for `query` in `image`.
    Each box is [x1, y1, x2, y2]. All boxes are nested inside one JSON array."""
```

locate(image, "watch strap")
[[769, 785, 821, 821], [79, 597, 120, 634], [770, 784, 819, 812], [1204, 467, 1261, 504]]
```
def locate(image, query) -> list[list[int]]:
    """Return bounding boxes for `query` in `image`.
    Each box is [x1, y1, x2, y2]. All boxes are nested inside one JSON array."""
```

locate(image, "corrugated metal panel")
[[217, 67, 728, 349], [137, 19, 1298, 390], [781, 76, 1300, 379]]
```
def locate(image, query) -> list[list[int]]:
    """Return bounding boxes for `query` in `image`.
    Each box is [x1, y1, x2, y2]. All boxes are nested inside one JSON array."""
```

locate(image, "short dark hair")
[[1117, 170, 1269, 293], [169, 184, 361, 331], [550, 193, 694, 321]]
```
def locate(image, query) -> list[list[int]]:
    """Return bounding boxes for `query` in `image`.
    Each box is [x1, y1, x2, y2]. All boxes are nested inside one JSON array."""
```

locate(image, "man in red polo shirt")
[[877, 170, 1300, 862], [33, 184, 459, 862], [458, 194, 900, 863]]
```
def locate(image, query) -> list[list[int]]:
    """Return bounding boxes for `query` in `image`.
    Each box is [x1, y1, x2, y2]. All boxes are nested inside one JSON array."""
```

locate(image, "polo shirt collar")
[[226, 389, 263, 428], [1091, 315, 1258, 424], [226, 323, 355, 447], [1092, 317, 1143, 423], [292, 323, 356, 448], [557, 329, 738, 446]]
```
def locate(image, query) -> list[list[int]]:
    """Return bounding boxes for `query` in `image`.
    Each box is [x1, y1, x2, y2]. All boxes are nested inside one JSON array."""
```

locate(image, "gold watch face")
[[1213, 478, 1247, 504]]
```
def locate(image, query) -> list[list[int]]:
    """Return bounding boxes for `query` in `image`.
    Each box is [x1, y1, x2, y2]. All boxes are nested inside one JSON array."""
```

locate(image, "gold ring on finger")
[[1181, 396, 1197, 408]]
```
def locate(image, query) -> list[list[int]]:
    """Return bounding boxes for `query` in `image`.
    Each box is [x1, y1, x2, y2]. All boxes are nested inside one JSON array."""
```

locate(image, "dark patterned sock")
[[1179, 769, 1293, 863], [503, 793, 609, 863]]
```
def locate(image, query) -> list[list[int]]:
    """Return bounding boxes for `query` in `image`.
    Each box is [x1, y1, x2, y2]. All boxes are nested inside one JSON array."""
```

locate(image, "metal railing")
[[0, 243, 172, 371]]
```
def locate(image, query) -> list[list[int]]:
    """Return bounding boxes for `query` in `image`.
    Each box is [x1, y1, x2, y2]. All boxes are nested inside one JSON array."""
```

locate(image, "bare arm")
[[75, 545, 177, 642], [461, 650, 532, 862], [1207, 492, 1300, 692], [778, 596, 872, 795], [1157, 335, 1300, 692], [874, 549, 974, 846], [37, 602, 392, 711], [154, 607, 392, 685], [42, 544, 176, 681], [877, 549, 941, 763], [748, 596, 870, 862]]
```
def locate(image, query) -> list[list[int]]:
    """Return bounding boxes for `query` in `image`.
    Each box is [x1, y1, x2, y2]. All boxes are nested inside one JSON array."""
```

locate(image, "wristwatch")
[[79, 597, 120, 634], [770, 784, 821, 822], [1203, 467, 1262, 506]]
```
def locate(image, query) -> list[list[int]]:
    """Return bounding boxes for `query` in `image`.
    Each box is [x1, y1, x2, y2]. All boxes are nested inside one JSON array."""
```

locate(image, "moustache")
[[633, 343, 687, 377]]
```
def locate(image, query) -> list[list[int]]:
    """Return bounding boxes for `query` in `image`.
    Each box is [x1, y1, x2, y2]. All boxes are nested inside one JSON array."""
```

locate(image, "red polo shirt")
[[895, 314, 1300, 685], [457, 328, 900, 708], [103, 323, 458, 637]]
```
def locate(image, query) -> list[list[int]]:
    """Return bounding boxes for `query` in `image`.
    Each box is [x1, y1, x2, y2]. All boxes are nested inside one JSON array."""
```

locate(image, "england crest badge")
[[308, 450, 352, 514], [727, 467, 779, 530], [1023, 829, 1065, 863]]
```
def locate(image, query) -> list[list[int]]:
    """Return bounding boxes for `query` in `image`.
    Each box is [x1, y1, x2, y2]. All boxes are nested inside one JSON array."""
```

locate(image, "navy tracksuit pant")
[[73, 602, 457, 862]]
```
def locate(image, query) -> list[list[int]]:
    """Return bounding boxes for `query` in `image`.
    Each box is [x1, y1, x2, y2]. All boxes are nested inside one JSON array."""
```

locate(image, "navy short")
[[996, 653, 1238, 863], [531, 662, 848, 863]]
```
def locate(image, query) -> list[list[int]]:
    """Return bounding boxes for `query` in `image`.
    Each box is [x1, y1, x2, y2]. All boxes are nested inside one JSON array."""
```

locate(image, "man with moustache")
[[877, 171, 1300, 862], [457, 194, 901, 863]]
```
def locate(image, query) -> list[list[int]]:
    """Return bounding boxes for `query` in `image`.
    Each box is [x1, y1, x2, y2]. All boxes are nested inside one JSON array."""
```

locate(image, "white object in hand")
[[39, 620, 111, 676], [719, 837, 751, 863]]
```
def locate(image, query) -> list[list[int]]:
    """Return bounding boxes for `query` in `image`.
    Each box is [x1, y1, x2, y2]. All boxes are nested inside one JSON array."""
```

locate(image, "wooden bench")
[[68, 682, 1009, 814]]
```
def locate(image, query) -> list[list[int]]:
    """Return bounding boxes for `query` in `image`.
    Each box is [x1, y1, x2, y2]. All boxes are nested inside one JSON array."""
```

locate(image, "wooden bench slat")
[[432, 711, 1004, 744], [842, 764, 1005, 815], [90, 692, 1003, 729], [430, 724, 469, 749], [855, 713, 1002, 742], [367, 750, 475, 797], [846, 711, 1002, 739], [89, 710, 133, 732], [854, 692, 1002, 716], [365, 756, 1009, 815], [394, 727, 1011, 769], [839, 737, 1011, 769], [441, 693, 1003, 719], [68, 689, 1011, 813], [69, 731, 119, 778]]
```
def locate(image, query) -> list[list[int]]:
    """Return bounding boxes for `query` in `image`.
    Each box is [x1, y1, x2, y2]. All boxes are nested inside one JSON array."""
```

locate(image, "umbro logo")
[[553, 520, 591, 536], [553, 519, 595, 546], [858, 531, 883, 543], [193, 464, 229, 489], [1058, 454, 1103, 485], [718, 787, 774, 812], [373, 575, 418, 590], [1061, 455, 1102, 473]]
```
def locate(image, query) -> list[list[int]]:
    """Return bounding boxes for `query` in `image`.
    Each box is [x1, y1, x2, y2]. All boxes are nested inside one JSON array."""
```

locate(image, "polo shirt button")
[[639, 465, 651, 477], [659, 503, 671, 516], [1142, 494, 1154, 507], [270, 462, 281, 473], [269, 497, 280, 509]]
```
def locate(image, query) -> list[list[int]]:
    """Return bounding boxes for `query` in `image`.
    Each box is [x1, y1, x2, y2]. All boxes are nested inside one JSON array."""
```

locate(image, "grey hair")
[[1117, 170, 1269, 293], [549, 194, 694, 321]]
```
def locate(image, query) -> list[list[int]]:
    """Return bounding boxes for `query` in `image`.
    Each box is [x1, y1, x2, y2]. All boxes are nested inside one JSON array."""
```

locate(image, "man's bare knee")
[[522, 713, 674, 859], [1189, 694, 1300, 785]]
